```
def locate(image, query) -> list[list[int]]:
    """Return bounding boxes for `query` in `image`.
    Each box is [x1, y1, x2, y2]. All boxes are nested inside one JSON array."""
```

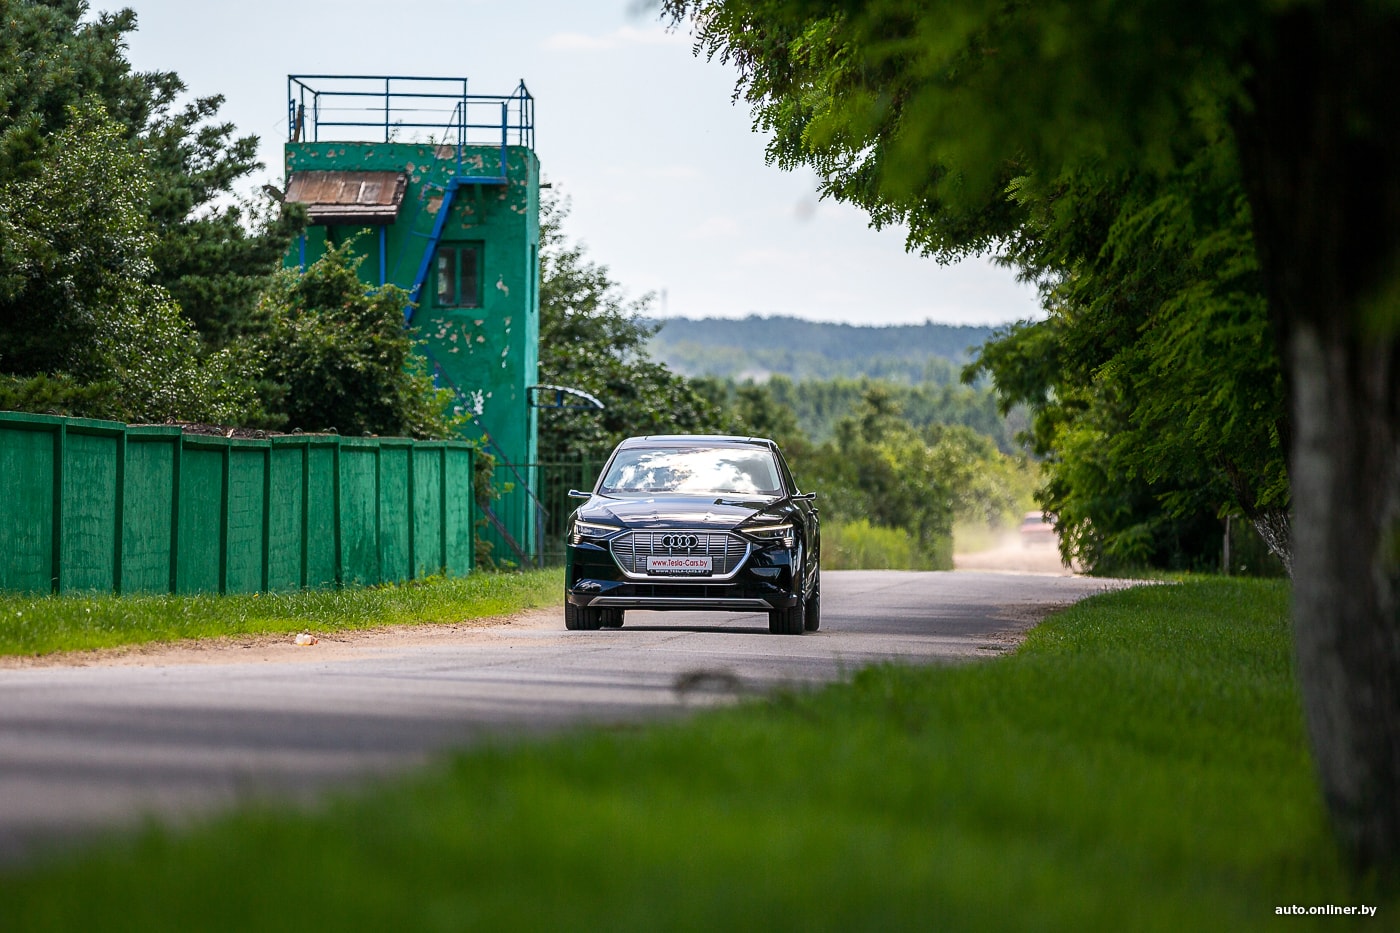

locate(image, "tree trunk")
[[1287, 319, 1400, 868], [1248, 510, 1292, 578], [1234, 2, 1400, 868]]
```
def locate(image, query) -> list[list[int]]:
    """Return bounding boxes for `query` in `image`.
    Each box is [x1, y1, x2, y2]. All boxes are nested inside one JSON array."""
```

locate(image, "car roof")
[[618, 434, 776, 448]]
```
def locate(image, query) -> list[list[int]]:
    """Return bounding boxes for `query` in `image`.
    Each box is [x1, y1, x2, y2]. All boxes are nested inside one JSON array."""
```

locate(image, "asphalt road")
[[0, 569, 1134, 865]]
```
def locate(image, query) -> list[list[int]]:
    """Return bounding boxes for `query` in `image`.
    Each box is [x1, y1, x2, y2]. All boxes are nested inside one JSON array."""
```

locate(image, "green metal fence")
[[487, 460, 603, 567], [0, 411, 475, 594]]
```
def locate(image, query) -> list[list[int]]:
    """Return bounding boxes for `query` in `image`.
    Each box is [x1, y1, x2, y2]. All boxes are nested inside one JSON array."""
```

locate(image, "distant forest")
[[647, 315, 998, 383]]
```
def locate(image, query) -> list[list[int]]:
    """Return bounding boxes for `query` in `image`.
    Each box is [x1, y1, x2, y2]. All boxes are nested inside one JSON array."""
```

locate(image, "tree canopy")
[[665, 0, 1400, 867], [0, 0, 300, 381], [0, 97, 255, 422], [3, 1, 302, 343], [0, 0, 304, 423], [969, 138, 1289, 573]]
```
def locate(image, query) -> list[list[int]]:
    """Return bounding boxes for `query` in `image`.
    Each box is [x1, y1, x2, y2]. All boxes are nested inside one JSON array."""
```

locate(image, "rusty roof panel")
[[285, 170, 407, 225]]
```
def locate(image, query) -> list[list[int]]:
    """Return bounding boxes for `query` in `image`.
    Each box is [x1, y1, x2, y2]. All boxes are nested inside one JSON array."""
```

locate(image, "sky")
[[116, 0, 1041, 327]]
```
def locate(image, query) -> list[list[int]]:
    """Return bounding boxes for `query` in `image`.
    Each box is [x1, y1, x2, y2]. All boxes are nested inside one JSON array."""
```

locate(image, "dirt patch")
[[0, 609, 559, 670]]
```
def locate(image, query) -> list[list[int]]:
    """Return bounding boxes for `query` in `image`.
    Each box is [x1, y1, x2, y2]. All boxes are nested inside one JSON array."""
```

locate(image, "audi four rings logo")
[[660, 534, 700, 549]]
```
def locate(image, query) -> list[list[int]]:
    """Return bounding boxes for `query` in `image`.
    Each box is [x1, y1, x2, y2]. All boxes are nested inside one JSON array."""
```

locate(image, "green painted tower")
[[282, 76, 541, 564]]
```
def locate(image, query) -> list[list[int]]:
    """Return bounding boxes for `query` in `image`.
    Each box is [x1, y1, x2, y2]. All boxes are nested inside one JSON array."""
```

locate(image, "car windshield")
[[599, 446, 783, 496]]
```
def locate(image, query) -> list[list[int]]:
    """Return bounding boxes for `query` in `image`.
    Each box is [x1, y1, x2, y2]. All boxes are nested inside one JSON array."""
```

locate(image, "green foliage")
[[695, 378, 1033, 565], [242, 243, 460, 438], [925, 422, 1033, 528], [0, 373, 125, 420], [0, 101, 154, 377], [92, 282, 260, 424], [0, 0, 299, 347], [0, 101, 256, 423], [7, 579, 1386, 930], [821, 518, 940, 570], [666, 1, 1247, 261], [140, 89, 306, 345], [666, 0, 1289, 575], [810, 388, 957, 560], [536, 194, 726, 462], [0, 0, 299, 423], [969, 143, 1289, 574]]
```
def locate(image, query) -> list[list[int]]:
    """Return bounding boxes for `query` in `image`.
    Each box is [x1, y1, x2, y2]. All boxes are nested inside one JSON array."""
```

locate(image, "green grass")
[[0, 569, 563, 657], [3, 578, 1394, 930]]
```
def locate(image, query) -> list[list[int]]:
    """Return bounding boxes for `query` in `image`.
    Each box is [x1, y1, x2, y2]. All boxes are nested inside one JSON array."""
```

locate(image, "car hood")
[[579, 494, 783, 530]]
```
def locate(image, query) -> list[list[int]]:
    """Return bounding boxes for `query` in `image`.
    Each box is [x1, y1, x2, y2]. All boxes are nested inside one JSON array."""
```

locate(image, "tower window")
[[434, 244, 482, 308]]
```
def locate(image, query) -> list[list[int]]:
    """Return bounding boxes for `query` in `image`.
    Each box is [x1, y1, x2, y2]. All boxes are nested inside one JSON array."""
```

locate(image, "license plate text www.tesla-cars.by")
[[645, 556, 713, 575]]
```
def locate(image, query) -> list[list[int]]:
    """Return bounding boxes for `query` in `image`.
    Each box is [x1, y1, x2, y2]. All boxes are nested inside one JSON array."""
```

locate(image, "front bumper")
[[566, 539, 800, 612]]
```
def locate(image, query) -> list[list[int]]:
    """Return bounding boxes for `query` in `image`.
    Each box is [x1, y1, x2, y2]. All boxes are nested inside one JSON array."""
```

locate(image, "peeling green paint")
[[284, 141, 540, 555]]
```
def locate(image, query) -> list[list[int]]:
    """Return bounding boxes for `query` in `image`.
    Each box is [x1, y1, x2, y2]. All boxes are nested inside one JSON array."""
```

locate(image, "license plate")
[[646, 555, 713, 575]]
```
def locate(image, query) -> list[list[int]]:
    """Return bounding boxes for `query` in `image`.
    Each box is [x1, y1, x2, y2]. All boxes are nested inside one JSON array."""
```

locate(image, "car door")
[[772, 443, 819, 595]]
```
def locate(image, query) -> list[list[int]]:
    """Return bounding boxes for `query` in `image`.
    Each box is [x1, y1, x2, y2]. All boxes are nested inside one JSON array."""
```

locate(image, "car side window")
[[773, 447, 800, 495]]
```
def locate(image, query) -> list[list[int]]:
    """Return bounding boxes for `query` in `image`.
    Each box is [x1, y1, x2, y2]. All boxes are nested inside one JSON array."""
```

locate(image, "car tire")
[[769, 598, 805, 635], [565, 601, 602, 631], [600, 609, 625, 628], [804, 585, 820, 632]]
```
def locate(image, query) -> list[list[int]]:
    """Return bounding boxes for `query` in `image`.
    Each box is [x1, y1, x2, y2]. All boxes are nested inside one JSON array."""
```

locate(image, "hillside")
[[647, 316, 998, 383]]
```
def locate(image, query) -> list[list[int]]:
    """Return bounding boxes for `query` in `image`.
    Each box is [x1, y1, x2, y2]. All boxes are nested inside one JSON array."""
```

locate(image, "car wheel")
[[565, 602, 602, 631], [600, 609, 625, 628], [769, 598, 805, 635], [804, 585, 820, 632]]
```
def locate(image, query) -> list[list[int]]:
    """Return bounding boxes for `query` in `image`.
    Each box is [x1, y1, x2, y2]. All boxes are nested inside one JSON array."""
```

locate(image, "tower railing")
[[287, 75, 534, 150]]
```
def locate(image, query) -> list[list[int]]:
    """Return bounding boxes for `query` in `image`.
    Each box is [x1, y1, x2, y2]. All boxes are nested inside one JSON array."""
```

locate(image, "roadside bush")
[[822, 518, 948, 570], [241, 243, 462, 438]]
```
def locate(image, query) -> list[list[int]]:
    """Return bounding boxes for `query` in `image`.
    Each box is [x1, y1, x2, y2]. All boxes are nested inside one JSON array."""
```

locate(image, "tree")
[[0, 101, 155, 378], [666, 0, 1400, 866], [142, 92, 305, 345], [0, 1, 300, 349], [537, 194, 726, 462], [0, 1, 302, 424], [0, 101, 254, 422], [692, 376, 805, 447], [969, 141, 1289, 573], [792, 386, 1030, 568], [244, 243, 458, 438]]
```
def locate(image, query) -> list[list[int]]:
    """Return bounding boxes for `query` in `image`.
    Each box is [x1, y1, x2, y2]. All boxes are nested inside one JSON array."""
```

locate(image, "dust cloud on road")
[[953, 533, 1073, 575]]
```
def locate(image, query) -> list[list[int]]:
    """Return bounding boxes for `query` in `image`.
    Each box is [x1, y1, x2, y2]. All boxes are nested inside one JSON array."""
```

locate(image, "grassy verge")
[[3, 578, 1394, 930], [0, 569, 562, 657]]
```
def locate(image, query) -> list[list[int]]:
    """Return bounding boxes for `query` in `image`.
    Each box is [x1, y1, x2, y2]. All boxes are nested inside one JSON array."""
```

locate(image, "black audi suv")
[[564, 435, 820, 634]]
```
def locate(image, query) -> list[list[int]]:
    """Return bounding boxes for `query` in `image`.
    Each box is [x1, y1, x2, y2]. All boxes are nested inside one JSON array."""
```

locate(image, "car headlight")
[[745, 523, 795, 547], [571, 520, 622, 544]]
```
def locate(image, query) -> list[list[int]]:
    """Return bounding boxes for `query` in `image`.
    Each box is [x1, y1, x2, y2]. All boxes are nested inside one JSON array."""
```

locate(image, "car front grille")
[[610, 530, 750, 578]]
